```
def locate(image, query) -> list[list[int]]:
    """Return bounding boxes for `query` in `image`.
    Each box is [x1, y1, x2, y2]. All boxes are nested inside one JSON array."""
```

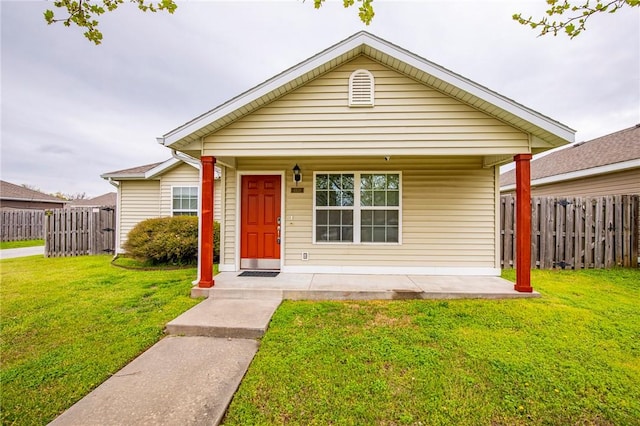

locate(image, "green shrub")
[[124, 216, 198, 265]]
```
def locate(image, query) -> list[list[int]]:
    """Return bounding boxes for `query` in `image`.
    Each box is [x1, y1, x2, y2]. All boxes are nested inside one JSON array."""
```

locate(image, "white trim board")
[[282, 265, 501, 276]]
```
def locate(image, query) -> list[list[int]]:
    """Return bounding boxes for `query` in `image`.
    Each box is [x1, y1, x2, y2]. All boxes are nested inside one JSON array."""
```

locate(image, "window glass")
[[172, 186, 198, 216]]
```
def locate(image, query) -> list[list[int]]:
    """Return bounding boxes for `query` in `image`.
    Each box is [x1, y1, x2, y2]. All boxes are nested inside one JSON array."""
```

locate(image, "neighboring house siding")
[[221, 157, 496, 270], [527, 168, 640, 197], [118, 180, 161, 248], [159, 163, 200, 216], [203, 56, 529, 158]]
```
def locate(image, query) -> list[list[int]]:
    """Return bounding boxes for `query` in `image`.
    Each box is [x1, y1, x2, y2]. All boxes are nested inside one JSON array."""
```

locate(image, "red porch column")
[[514, 153, 533, 292], [198, 156, 216, 288]]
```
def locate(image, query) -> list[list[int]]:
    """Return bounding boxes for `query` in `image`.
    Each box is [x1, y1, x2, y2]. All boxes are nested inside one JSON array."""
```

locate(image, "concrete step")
[[166, 297, 282, 339]]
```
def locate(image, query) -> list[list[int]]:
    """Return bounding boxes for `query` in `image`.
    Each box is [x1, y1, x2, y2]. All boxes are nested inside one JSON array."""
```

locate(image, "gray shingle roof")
[[0, 180, 69, 203], [501, 124, 640, 187], [69, 192, 117, 207], [101, 162, 164, 179]]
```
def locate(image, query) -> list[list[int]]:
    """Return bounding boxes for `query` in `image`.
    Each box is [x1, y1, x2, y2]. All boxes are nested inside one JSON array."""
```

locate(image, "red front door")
[[241, 175, 281, 269]]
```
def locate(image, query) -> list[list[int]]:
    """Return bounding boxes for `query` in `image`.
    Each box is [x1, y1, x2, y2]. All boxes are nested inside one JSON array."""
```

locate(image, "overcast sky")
[[1, 1, 638, 197]]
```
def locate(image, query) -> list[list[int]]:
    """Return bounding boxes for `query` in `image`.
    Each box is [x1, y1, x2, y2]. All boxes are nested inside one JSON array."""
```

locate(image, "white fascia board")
[[144, 157, 183, 179], [500, 159, 640, 191]]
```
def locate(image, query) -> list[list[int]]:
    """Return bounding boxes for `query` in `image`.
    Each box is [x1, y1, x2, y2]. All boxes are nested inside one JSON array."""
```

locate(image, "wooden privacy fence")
[[501, 195, 639, 269], [1, 210, 45, 242], [44, 207, 116, 257]]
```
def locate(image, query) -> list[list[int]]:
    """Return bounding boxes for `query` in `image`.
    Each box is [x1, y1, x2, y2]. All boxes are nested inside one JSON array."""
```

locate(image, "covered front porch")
[[191, 272, 539, 300]]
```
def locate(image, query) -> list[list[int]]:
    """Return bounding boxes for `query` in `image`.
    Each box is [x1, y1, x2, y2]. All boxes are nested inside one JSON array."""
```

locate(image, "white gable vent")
[[349, 69, 375, 107]]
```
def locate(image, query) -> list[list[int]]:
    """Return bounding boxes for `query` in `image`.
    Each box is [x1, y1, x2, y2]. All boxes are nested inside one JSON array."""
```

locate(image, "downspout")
[[105, 178, 120, 258], [171, 149, 201, 169]]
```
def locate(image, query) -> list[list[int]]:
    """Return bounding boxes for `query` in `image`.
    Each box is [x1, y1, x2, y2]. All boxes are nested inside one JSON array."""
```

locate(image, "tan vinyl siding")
[[222, 167, 237, 267], [203, 56, 529, 157], [530, 168, 640, 197], [159, 163, 222, 220], [160, 163, 199, 216], [224, 156, 496, 269], [118, 180, 160, 248]]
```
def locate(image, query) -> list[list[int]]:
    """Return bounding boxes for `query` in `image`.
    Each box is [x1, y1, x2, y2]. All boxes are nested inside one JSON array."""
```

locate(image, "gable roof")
[[158, 31, 574, 151], [500, 124, 640, 189], [101, 158, 187, 180], [69, 192, 117, 207], [0, 180, 69, 204]]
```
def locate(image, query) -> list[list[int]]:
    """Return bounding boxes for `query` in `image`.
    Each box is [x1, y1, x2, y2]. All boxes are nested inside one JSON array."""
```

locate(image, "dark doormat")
[[238, 271, 280, 277]]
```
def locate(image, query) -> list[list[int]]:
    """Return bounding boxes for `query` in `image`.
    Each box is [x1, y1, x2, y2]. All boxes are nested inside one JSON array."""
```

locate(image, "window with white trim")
[[314, 172, 401, 243], [349, 69, 375, 107], [172, 186, 198, 216]]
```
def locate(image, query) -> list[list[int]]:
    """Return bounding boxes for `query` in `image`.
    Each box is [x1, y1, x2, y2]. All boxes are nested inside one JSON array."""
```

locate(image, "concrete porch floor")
[[192, 272, 539, 300]]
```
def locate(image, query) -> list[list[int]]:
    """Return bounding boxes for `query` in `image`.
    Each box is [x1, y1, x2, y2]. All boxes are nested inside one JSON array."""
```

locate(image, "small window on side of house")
[[349, 69, 374, 107], [172, 186, 198, 216]]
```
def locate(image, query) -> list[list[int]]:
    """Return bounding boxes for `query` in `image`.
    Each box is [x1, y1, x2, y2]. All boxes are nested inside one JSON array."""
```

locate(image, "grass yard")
[[0, 255, 200, 425], [0, 239, 44, 250], [224, 269, 640, 425]]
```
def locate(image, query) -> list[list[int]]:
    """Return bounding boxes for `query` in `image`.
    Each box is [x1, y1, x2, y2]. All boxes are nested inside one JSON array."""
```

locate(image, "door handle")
[[277, 225, 281, 244]]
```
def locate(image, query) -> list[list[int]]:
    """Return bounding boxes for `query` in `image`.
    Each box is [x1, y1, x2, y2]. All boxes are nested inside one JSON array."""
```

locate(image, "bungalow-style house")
[[500, 124, 640, 196], [152, 32, 574, 292], [101, 157, 221, 253], [0, 180, 68, 210]]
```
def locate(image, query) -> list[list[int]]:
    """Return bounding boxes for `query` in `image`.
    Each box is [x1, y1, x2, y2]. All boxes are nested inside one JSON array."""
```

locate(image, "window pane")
[[342, 210, 353, 226], [361, 174, 372, 189], [342, 226, 353, 242], [387, 191, 399, 206], [189, 198, 198, 210], [316, 191, 328, 206], [374, 191, 386, 206], [342, 174, 354, 190], [329, 210, 341, 226], [361, 191, 372, 206], [316, 210, 328, 225], [387, 174, 399, 190], [329, 190, 340, 206], [189, 187, 198, 196], [316, 174, 328, 189], [361, 227, 372, 242], [373, 227, 386, 242], [374, 210, 386, 225], [373, 174, 386, 190], [387, 226, 399, 243], [329, 174, 342, 191], [328, 226, 342, 241], [387, 210, 399, 225], [316, 226, 328, 241], [173, 199, 180, 209], [174, 187, 182, 197], [342, 190, 354, 206], [361, 210, 372, 225]]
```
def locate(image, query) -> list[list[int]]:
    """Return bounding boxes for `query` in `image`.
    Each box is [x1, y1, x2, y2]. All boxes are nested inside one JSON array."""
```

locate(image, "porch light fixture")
[[292, 164, 302, 186]]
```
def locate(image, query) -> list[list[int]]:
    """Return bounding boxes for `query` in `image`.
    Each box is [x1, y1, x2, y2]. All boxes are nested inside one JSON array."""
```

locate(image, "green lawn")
[[0, 239, 44, 250], [224, 269, 640, 425], [0, 255, 200, 425]]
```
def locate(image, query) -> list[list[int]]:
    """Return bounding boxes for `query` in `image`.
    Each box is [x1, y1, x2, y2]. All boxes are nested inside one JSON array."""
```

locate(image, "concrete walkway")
[[49, 273, 536, 425], [0, 246, 44, 259]]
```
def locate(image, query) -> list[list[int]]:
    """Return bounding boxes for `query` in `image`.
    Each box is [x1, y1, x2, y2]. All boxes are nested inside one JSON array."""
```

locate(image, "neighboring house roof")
[[158, 31, 575, 151], [500, 124, 640, 190], [70, 192, 117, 207], [0, 180, 68, 204], [101, 158, 219, 181]]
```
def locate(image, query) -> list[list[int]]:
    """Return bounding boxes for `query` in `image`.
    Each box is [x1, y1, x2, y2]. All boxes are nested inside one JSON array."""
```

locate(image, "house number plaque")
[[291, 188, 304, 193]]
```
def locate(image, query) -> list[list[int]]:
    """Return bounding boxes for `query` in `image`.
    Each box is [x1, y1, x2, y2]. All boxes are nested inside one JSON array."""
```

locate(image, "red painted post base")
[[198, 279, 214, 288]]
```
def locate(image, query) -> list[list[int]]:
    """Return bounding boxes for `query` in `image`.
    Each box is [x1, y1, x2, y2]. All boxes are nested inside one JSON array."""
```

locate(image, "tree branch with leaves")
[[513, 0, 639, 38], [44, 0, 177, 45]]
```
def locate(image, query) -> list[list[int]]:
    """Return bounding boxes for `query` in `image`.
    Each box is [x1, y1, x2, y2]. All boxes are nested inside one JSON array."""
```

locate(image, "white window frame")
[[313, 171, 402, 245], [171, 186, 199, 216]]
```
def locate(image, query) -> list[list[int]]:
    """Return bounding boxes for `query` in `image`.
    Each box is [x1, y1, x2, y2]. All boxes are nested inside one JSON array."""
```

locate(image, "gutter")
[[106, 177, 120, 188], [171, 149, 201, 169]]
